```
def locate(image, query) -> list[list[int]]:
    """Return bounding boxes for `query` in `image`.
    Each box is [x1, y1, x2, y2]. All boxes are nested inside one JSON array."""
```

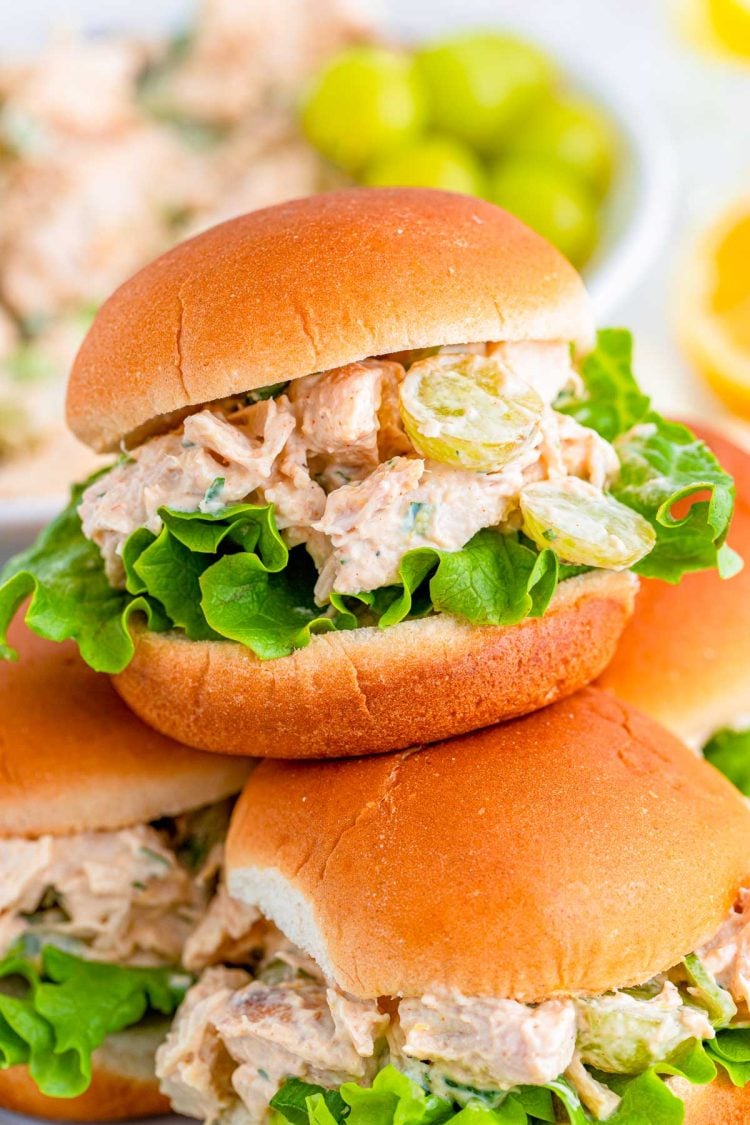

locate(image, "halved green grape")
[[489, 156, 598, 267], [399, 354, 545, 471], [363, 134, 486, 195], [576, 989, 711, 1075], [413, 32, 555, 154], [508, 96, 618, 197], [301, 46, 427, 174], [520, 478, 656, 569]]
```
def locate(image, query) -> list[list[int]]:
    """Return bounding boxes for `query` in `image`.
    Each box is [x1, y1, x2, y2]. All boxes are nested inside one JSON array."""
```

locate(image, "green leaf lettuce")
[[0, 943, 188, 1098]]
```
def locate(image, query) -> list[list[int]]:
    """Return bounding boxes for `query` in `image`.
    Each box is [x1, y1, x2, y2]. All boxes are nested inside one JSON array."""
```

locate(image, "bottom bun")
[[114, 569, 637, 758], [0, 1024, 169, 1121], [675, 1073, 750, 1123]]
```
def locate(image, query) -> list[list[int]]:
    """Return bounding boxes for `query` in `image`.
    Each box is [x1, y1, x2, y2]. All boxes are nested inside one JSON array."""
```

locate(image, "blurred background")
[[0, 0, 749, 556]]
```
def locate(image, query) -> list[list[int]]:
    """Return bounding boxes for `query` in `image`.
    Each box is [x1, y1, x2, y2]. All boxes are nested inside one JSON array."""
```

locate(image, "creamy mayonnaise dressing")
[[397, 991, 577, 1089], [699, 887, 750, 1011], [0, 824, 212, 966], [80, 345, 618, 599]]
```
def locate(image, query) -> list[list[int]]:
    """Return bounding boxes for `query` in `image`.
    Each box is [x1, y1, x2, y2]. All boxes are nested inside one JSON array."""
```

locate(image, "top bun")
[[0, 618, 253, 838], [226, 687, 750, 1002], [599, 423, 750, 745], [67, 188, 594, 452]]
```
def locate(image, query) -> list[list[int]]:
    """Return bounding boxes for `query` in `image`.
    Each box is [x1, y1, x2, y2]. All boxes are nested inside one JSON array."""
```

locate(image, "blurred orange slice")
[[707, 0, 750, 56], [678, 0, 750, 59], [677, 199, 750, 418]]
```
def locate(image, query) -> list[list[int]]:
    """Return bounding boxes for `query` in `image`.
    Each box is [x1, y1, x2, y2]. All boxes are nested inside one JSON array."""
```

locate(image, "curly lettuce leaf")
[[561, 329, 738, 583], [703, 728, 750, 795], [269, 1040, 730, 1125], [199, 549, 340, 659], [0, 488, 563, 669], [0, 943, 188, 1098], [602, 1070, 685, 1122], [612, 417, 739, 582], [559, 328, 650, 442], [0, 481, 167, 672], [331, 531, 559, 632], [706, 1027, 750, 1085], [271, 1068, 557, 1125]]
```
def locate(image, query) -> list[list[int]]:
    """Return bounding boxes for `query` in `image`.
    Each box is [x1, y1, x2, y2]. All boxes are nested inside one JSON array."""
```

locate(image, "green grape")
[[576, 990, 710, 1075], [413, 32, 555, 155], [399, 354, 545, 472], [508, 96, 618, 196], [363, 135, 486, 195], [520, 479, 656, 569], [489, 156, 598, 266], [301, 46, 427, 173]]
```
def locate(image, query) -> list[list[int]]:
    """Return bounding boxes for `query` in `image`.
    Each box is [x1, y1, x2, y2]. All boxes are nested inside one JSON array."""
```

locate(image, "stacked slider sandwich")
[[0, 619, 252, 1120], [0, 189, 746, 1125]]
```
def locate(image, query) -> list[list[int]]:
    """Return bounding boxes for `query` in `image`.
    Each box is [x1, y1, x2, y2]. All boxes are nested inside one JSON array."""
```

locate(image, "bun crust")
[[113, 570, 636, 759], [676, 1073, 750, 1123], [0, 1026, 169, 1120], [67, 188, 594, 452], [599, 424, 750, 745], [0, 618, 252, 837], [226, 686, 750, 1000]]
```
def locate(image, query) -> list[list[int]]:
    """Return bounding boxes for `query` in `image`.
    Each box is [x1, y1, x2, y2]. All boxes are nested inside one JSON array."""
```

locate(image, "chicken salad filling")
[[0, 329, 737, 673], [0, 799, 234, 1099], [154, 889, 750, 1124]]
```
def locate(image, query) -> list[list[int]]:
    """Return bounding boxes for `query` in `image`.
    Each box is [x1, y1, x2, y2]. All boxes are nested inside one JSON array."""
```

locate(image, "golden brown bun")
[[226, 686, 750, 1000], [599, 423, 750, 746], [675, 1072, 750, 1123], [0, 1025, 169, 1120], [67, 188, 594, 452], [113, 569, 636, 759], [0, 617, 252, 837]]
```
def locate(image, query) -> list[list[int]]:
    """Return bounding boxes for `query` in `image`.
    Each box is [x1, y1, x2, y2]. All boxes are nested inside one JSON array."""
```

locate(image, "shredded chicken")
[[397, 991, 577, 1090], [80, 345, 621, 599], [184, 885, 268, 974], [313, 453, 538, 600], [0, 825, 208, 966], [698, 888, 750, 1011], [0, 37, 147, 139], [158, 967, 388, 1122], [487, 340, 581, 405], [220, 980, 387, 1119], [0, 0, 369, 499], [79, 398, 297, 584], [153, 0, 368, 127], [157, 965, 254, 1122]]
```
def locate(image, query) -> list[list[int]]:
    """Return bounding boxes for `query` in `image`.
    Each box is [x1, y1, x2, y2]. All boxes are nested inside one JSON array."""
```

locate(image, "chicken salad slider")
[[0, 618, 252, 1119], [157, 687, 750, 1123], [0, 188, 739, 758]]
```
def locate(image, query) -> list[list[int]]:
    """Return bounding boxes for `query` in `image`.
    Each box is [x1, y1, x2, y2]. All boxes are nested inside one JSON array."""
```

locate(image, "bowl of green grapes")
[[301, 30, 670, 315]]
